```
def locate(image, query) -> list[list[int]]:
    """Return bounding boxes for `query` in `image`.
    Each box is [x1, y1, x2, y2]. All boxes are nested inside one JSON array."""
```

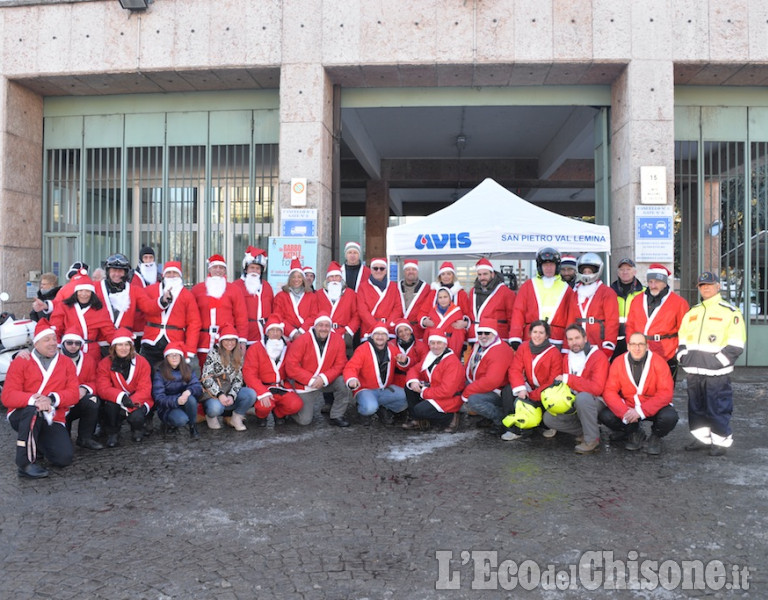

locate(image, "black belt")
[[473, 319, 508, 324], [646, 333, 677, 342], [146, 321, 184, 332], [576, 317, 605, 339], [201, 326, 219, 334]]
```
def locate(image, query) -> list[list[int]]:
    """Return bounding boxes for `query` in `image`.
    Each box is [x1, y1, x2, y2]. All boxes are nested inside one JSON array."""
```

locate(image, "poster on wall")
[[267, 236, 318, 285], [635, 205, 674, 262]]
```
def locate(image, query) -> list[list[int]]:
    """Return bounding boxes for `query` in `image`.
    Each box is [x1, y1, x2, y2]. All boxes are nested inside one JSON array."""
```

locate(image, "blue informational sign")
[[636, 216, 672, 239], [282, 220, 316, 237]]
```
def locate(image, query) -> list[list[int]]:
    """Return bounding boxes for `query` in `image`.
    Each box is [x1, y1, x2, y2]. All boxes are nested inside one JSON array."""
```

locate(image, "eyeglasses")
[[371, 267, 386, 271], [628, 342, 647, 347], [63, 340, 83, 346]]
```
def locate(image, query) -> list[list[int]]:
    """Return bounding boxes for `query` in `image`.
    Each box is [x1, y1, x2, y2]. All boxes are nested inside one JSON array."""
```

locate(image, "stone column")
[[610, 58, 675, 282], [279, 1, 334, 274], [365, 180, 389, 262], [0, 80, 44, 315]]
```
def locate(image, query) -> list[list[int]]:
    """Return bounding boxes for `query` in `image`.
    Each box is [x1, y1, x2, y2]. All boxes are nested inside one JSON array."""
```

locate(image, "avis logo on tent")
[[414, 232, 472, 250]]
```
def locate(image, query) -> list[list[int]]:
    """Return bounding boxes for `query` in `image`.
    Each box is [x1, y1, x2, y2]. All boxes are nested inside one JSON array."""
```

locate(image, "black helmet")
[[536, 247, 561, 276], [105, 253, 131, 272]]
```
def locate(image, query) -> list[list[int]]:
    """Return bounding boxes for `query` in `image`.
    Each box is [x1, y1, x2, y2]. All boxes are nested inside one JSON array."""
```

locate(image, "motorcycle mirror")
[[0, 292, 9, 302]]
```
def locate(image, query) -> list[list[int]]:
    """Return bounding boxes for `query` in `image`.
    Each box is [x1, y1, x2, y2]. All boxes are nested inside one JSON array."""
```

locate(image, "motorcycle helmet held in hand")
[[540, 381, 576, 415], [502, 398, 543, 430]]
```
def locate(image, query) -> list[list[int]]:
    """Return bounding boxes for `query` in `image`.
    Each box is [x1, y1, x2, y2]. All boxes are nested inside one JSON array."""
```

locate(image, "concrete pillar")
[[0, 80, 44, 315], [610, 59, 675, 281], [279, 0, 334, 274], [365, 180, 389, 262]]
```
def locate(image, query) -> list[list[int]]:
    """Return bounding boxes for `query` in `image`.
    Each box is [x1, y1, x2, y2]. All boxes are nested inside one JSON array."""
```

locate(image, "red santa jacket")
[[603, 350, 674, 420], [96, 353, 154, 412], [463, 337, 513, 398], [1, 352, 79, 424], [397, 280, 432, 340], [357, 278, 403, 334], [343, 340, 397, 395], [243, 339, 291, 399], [508, 342, 562, 403], [570, 281, 620, 355], [137, 283, 201, 359], [509, 277, 574, 346], [191, 280, 249, 351], [273, 290, 317, 339], [232, 278, 275, 344], [406, 349, 465, 413], [340, 264, 372, 293], [422, 281, 470, 311], [391, 338, 428, 388], [315, 288, 360, 337], [70, 350, 100, 398], [95, 279, 141, 334], [626, 290, 689, 361], [50, 301, 116, 356], [462, 283, 516, 342], [284, 329, 347, 391], [561, 345, 610, 397]]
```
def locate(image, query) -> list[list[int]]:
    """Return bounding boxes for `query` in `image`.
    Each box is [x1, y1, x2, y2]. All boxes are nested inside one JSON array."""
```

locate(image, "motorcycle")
[[0, 292, 35, 390]]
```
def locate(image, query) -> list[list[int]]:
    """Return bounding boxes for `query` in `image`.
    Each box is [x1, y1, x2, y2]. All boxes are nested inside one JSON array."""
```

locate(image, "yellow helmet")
[[502, 398, 543, 430], [541, 382, 576, 415]]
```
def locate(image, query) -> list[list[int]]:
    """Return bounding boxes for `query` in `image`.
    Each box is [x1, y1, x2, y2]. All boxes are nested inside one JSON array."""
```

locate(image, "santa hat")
[[475, 317, 499, 337], [475, 258, 494, 273], [163, 261, 183, 276], [560, 255, 578, 269], [73, 270, 95, 293], [313, 313, 333, 327], [344, 241, 362, 255], [217, 325, 239, 341], [302, 265, 315, 276], [393, 318, 413, 334], [207, 254, 227, 270], [61, 328, 84, 344], [163, 342, 186, 358], [438, 261, 456, 275], [243, 246, 267, 270], [370, 257, 387, 269], [288, 258, 303, 276], [368, 323, 390, 337], [264, 314, 285, 334], [646, 263, 671, 285], [110, 328, 134, 346], [326, 261, 343, 278], [403, 259, 419, 271], [426, 327, 448, 344], [33, 319, 56, 344], [66, 261, 89, 280]]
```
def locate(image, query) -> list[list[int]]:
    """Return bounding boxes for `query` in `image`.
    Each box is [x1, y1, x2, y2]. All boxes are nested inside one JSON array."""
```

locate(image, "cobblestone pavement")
[[0, 369, 765, 599]]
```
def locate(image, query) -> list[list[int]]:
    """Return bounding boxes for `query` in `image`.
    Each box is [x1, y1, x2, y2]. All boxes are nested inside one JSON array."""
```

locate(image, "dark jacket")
[[152, 367, 203, 423], [30, 285, 61, 322]]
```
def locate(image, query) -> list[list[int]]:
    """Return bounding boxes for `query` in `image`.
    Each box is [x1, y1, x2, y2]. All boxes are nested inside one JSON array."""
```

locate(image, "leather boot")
[[106, 433, 119, 448], [189, 424, 200, 439]]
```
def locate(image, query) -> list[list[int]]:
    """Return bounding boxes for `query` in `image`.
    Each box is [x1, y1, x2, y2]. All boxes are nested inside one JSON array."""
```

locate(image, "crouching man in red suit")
[[243, 315, 303, 425], [404, 327, 465, 433], [1, 320, 79, 478]]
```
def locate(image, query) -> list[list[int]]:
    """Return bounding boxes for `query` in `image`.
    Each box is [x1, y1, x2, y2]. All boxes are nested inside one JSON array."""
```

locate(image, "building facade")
[[0, 0, 767, 363]]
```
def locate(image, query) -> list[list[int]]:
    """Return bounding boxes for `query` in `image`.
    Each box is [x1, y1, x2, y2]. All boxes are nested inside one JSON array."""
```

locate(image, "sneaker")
[[229, 412, 247, 431], [624, 430, 646, 451], [574, 439, 600, 454], [709, 446, 727, 457], [685, 439, 710, 451], [646, 433, 662, 456], [542, 428, 557, 439], [206, 415, 221, 430], [501, 431, 521, 441]]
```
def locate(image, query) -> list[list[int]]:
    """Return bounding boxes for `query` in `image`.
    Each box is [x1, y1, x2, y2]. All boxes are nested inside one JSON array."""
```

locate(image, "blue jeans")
[[204, 387, 255, 417], [356, 386, 407, 416], [164, 397, 198, 427], [465, 392, 505, 425]]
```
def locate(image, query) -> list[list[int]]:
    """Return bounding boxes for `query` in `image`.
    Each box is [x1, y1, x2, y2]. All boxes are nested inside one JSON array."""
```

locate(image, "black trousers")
[[140, 340, 167, 370], [404, 387, 453, 427], [66, 394, 100, 441], [598, 404, 679, 437], [9, 406, 73, 468], [103, 402, 147, 435]]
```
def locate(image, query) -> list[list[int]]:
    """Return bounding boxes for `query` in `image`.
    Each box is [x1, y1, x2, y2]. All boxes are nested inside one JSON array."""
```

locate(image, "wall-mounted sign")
[[640, 166, 667, 205], [281, 208, 317, 237], [290, 178, 307, 207], [635, 205, 673, 262]]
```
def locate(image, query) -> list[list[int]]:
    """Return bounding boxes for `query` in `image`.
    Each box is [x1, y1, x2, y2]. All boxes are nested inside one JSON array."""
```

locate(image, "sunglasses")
[[371, 267, 387, 271], [63, 340, 83, 346], [477, 331, 494, 336]]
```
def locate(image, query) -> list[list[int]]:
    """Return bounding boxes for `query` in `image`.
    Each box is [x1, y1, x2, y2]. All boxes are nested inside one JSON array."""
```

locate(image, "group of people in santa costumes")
[[1, 239, 706, 479]]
